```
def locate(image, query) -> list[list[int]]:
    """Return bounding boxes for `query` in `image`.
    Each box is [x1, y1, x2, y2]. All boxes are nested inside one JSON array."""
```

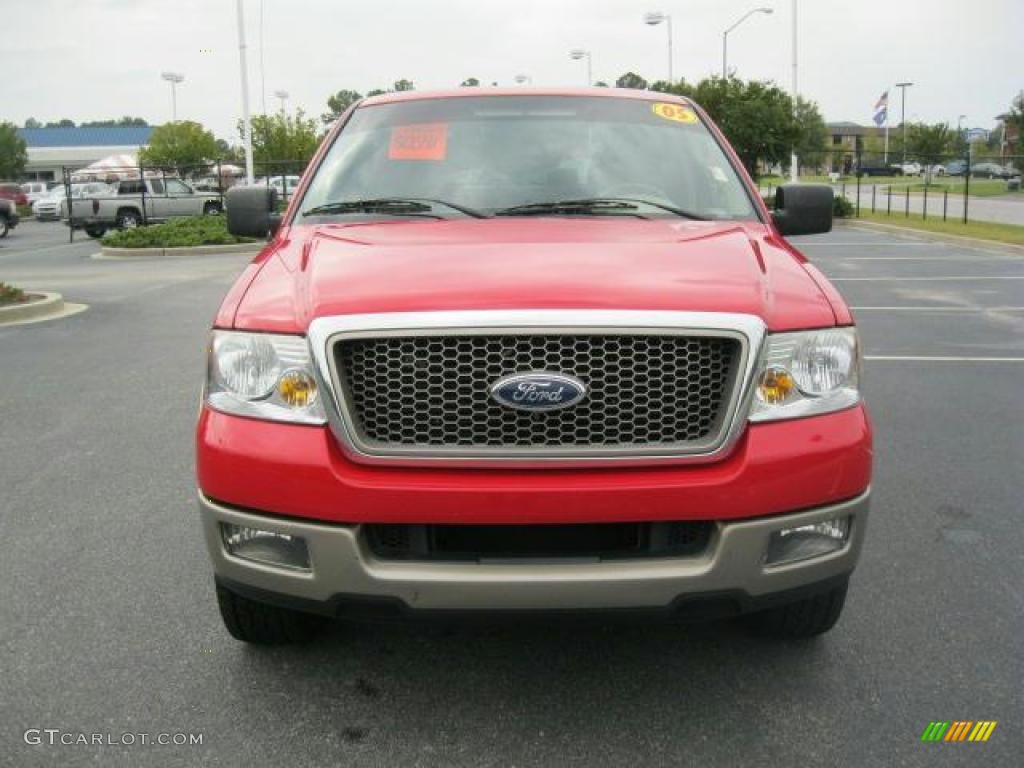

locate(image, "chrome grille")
[[333, 333, 741, 450]]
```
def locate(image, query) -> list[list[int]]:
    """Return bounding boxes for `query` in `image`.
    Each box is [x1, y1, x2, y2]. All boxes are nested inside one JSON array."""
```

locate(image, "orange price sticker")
[[388, 123, 449, 160], [652, 103, 698, 124]]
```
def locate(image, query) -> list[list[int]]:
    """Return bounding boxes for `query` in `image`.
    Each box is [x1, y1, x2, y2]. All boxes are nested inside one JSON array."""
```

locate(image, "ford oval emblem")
[[490, 371, 587, 412]]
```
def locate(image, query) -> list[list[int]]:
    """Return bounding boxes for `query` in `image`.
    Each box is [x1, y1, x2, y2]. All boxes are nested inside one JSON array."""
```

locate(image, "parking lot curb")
[[839, 219, 1024, 255], [99, 242, 263, 259], [0, 292, 88, 326]]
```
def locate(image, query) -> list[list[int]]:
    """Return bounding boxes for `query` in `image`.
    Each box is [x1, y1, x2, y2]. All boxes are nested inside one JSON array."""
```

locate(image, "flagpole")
[[884, 115, 889, 164]]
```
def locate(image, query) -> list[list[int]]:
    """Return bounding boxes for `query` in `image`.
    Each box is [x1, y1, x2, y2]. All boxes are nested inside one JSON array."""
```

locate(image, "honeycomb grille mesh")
[[334, 334, 740, 449]]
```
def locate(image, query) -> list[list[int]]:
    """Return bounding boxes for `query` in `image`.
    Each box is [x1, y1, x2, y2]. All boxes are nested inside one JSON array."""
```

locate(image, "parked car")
[[0, 198, 20, 238], [856, 164, 902, 177], [0, 182, 28, 207], [896, 162, 922, 177], [21, 181, 52, 205], [200, 89, 871, 645], [34, 183, 115, 221], [63, 177, 224, 237], [923, 164, 946, 177], [971, 162, 1010, 179], [944, 160, 967, 176]]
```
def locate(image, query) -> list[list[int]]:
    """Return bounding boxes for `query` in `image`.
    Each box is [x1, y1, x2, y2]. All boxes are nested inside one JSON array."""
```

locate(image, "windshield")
[[298, 95, 758, 221]]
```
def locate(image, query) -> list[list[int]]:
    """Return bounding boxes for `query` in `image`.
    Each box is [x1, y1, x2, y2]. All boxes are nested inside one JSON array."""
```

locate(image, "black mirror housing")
[[226, 186, 280, 239], [771, 184, 833, 236]]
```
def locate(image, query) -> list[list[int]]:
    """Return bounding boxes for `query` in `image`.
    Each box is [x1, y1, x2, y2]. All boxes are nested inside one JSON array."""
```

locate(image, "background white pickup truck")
[[63, 177, 223, 238]]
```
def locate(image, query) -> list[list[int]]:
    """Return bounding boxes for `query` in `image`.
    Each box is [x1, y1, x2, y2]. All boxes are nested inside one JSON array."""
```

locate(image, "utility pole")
[[236, 0, 254, 184], [895, 81, 913, 164]]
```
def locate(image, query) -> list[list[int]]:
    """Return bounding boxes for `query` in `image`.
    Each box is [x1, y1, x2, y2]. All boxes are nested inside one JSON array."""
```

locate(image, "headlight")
[[749, 328, 861, 422], [205, 330, 327, 425]]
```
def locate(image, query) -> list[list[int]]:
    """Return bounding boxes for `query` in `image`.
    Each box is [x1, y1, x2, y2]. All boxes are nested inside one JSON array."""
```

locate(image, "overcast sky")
[[2, 0, 1021, 141]]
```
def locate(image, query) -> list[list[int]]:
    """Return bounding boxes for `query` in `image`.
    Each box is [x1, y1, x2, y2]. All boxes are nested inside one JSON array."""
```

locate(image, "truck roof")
[[361, 86, 694, 108]]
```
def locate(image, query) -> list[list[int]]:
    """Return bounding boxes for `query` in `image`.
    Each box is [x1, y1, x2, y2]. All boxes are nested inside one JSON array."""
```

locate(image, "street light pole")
[[643, 12, 673, 83], [895, 81, 913, 164], [569, 49, 592, 85], [236, 0, 254, 185], [722, 7, 774, 79], [161, 72, 184, 122], [790, 0, 798, 182]]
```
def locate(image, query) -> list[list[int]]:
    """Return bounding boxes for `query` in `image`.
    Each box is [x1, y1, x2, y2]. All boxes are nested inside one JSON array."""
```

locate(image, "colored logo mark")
[[920, 721, 997, 742]]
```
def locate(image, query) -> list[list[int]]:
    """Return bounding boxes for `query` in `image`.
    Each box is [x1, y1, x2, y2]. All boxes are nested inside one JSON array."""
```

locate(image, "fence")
[[758, 150, 1023, 228], [58, 160, 309, 242]]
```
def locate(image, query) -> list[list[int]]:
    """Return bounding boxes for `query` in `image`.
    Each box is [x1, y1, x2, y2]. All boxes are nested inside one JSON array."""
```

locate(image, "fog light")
[[765, 517, 850, 566], [221, 523, 311, 571]]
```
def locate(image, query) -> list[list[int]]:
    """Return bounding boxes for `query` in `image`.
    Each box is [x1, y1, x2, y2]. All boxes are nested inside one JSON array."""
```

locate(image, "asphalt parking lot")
[[1, 220, 1022, 766]]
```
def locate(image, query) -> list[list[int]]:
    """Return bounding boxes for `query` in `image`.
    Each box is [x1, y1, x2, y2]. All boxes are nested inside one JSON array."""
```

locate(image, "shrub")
[[0, 282, 26, 306], [101, 215, 256, 248], [833, 195, 854, 218]]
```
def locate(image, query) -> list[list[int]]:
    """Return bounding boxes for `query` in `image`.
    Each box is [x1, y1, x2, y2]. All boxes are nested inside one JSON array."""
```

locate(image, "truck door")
[[164, 178, 201, 217]]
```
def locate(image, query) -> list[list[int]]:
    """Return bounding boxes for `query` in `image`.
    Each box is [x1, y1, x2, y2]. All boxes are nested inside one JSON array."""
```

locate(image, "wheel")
[[203, 202, 223, 216], [744, 582, 848, 639], [215, 582, 325, 645], [84, 226, 106, 239], [116, 209, 142, 229], [0, 217, 8, 238]]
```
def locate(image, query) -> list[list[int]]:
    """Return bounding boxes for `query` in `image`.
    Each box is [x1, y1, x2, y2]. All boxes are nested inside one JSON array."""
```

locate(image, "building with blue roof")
[[17, 126, 156, 181]]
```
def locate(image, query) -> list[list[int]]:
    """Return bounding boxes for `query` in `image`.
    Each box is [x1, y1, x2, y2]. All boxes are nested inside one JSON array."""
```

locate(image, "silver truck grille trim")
[[307, 310, 766, 468]]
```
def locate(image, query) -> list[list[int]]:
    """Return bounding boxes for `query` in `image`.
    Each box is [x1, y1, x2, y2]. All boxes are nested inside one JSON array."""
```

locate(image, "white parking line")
[[816, 256, 1023, 261], [865, 356, 1024, 362], [851, 306, 1024, 312], [831, 276, 1024, 282]]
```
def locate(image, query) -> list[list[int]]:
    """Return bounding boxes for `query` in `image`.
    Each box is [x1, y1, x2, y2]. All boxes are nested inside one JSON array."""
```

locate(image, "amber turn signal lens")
[[757, 366, 795, 405], [277, 370, 318, 408]]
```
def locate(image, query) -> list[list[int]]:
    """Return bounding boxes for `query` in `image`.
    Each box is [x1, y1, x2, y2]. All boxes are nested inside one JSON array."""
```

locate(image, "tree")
[[138, 120, 220, 169], [393, 79, 414, 92], [81, 117, 148, 127], [240, 109, 321, 166], [615, 72, 648, 90], [593, 81, 609, 88], [460, 78, 480, 87], [906, 122, 952, 182], [45, 119, 76, 128], [793, 96, 827, 171], [24, 117, 41, 129], [0, 122, 28, 179], [366, 88, 387, 97], [322, 89, 362, 124], [685, 77, 798, 176]]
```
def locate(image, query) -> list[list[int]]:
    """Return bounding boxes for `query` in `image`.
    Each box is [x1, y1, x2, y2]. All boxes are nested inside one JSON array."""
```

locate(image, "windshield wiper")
[[494, 197, 708, 220], [302, 197, 488, 219]]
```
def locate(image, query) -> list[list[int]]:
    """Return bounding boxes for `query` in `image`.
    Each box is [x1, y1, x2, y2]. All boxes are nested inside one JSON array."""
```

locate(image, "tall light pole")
[[236, 0, 254, 184], [274, 89, 289, 113], [569, 49, 592, 86], [789, 0, 798, 182], [161, 72, 184, 123], [722, 8, 773, 79], [643, 11, 673, 83], [895, 81, 913, 163]]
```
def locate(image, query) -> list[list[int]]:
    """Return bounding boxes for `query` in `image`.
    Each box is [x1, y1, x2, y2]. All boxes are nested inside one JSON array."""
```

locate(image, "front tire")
[[84, 226, 106, 239], [116, 209, 142, 229], [216, 582, 325, 645], [744, 583, 848, 639], [0, 218, 8, 238], [203, 202, 223, 216]]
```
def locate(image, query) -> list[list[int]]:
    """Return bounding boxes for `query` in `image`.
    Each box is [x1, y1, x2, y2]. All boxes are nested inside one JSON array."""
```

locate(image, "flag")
[[873, 91, 888, 127]]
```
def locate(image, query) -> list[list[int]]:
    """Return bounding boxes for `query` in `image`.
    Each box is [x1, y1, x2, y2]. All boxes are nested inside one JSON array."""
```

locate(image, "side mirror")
[[771, 184, 833, 236], [226, 186, 281, 239]]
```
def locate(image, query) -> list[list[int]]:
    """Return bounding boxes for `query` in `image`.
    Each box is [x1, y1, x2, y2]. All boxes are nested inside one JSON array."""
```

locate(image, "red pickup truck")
[[199, 88, 871, 644]]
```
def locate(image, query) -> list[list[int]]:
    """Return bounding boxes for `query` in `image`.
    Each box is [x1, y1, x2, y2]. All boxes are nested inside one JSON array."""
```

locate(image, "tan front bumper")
[[200, 491, 869, 613]]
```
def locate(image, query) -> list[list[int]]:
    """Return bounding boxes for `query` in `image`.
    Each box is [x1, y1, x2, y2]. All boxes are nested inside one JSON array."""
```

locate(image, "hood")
[[230, 218, 837, 333]]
